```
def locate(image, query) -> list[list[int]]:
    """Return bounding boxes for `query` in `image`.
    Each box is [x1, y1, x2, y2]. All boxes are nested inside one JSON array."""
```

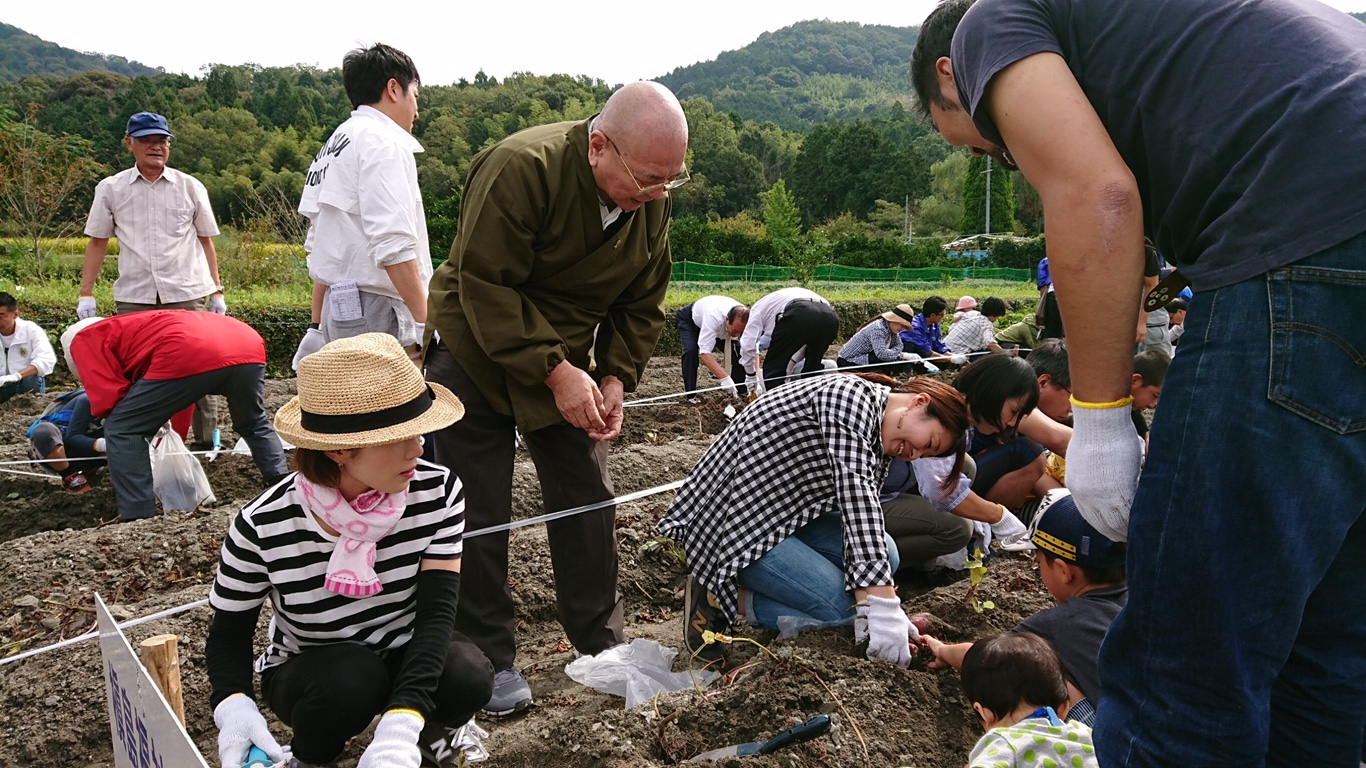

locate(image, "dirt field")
[[0, 356, 1055, 768]]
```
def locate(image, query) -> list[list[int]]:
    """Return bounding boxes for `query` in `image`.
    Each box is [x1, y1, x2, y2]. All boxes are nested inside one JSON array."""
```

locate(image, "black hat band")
[[300, 385, 436, 434]]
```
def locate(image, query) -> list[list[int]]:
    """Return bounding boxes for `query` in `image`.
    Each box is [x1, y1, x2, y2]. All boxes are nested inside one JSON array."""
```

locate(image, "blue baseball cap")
[[126, 112, 172, 138], [1029, 489, 1125, 569]]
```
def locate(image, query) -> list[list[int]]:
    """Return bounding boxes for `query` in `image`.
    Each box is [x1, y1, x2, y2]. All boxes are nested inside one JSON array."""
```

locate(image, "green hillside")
[[0, 22, 161, 81], [657, 20, 918, 130]]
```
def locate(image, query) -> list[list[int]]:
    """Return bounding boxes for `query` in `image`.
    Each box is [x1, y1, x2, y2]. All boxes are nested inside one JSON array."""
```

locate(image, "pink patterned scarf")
[[296, 476, 408, 598]]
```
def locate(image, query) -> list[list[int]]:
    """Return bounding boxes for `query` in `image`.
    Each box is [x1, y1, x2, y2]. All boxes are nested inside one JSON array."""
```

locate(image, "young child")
[[961, 632, 1099, 768], [1130, 349, 1171, 450], [925, 489, 1126, 726]]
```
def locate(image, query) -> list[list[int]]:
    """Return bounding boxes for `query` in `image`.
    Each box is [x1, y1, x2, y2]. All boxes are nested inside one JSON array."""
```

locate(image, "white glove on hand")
[[0, 373, 19, 386], [951, 354, 969, 365], [358, 710, 424, 768], [209, 294, 228, 314], [900, 352, 923, 363], [94, 438, 106, 453], [1066, 399, 1142, 542], [864, 595, 914, 667], [745, 374, 761, 397], [77, 297, 97, 319], [991, 508, 1027, 538], [214, 694, 286, 768], [291, 328, 326, 371], [718, 376, 738, 398]]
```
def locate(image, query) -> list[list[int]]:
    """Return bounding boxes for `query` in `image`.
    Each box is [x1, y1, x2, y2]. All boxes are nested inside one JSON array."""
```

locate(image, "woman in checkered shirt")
[[660, 373, 970, 668]]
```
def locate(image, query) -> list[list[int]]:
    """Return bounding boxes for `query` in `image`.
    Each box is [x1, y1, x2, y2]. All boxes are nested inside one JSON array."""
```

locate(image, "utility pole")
[[984, 156, 993, 235], [904, 195, 911, 243]]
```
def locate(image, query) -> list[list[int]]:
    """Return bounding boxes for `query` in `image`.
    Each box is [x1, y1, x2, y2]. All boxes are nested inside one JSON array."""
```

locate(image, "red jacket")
[[71, 311, 267, 418]]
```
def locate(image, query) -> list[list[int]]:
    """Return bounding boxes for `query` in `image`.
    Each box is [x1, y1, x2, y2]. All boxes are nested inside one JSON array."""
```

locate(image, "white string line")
[[0, 598, 210, 667], [622, 348, 995, 408], [0, 479, 688, 665]]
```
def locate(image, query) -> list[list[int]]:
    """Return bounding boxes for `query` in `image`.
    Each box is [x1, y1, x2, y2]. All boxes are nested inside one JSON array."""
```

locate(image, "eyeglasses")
[[132, 136, 171, 146], [602, 134, 689, 196]]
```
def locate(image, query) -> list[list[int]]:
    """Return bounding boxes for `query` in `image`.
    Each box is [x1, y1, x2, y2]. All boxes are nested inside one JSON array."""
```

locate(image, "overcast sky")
[[7, 0, 1366, 87]]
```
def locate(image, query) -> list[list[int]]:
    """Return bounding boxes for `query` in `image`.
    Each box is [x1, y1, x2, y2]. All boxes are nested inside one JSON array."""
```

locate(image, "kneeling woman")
[[206, 334, 493, 768], [659, 373, 968, 667]]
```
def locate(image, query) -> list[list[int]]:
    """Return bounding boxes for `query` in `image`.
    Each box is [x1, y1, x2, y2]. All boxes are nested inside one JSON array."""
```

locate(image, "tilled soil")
[[0, 357, 1055, 768]]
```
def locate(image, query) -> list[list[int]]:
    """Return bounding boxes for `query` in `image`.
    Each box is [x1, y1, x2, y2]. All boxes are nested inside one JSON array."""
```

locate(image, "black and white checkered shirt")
[[837, 318, 906, 366], [658, 375, 894, 621]]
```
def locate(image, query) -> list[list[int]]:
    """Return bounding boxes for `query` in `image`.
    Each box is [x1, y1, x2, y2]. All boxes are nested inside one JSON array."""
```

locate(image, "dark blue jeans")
[[0, 374, 44, 403], [1096, 233, 1366, 767]]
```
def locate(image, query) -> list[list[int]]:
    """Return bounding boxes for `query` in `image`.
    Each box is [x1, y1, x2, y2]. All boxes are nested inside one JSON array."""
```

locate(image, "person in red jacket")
[[61, 312, 288, 521]]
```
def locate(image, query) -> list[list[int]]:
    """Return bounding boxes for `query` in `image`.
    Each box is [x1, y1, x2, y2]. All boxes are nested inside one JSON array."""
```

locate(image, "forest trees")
[[0, 105, 105, 277]]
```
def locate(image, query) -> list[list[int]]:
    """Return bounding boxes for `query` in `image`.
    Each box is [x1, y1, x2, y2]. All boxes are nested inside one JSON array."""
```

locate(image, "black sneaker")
[[683, 574, 728, 668]]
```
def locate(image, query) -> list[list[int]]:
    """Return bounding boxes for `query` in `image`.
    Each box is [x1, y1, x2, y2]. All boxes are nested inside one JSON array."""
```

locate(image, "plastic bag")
[[564, 639, 718, 709], [150, 424, 216, 512]]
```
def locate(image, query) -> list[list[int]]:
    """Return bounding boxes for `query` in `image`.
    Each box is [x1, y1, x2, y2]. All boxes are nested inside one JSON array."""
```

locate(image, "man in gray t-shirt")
[[912, 1, 1366, 765]]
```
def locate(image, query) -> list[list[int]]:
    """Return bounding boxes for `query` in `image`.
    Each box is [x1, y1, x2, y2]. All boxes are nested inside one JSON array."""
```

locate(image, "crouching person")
[[206, 334, 494, 768], [60, 312, 288, 521], [26, 388, 107, 494]]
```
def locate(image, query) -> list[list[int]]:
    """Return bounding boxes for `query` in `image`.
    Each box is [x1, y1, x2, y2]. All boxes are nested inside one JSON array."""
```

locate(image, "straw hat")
[[880, 303, 917, 327], [275, 333, 464, 449]]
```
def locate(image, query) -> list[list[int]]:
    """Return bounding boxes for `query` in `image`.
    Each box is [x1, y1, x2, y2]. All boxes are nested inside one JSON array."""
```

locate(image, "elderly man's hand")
[[547, 360, 607, 433], [587, 376, 624, 442]]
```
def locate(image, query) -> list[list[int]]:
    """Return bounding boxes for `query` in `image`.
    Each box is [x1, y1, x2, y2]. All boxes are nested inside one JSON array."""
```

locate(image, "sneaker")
[[482, 667, 532, 717], [683, 574, 728, 668], [419, 717, 490, 766], [684, 396, 700, 405], [62, 471, 91, 495]]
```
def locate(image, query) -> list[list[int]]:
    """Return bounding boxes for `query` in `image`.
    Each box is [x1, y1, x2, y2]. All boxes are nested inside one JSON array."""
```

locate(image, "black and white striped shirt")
[[209, 460, 464, 672], [658, 375, 894, 621]]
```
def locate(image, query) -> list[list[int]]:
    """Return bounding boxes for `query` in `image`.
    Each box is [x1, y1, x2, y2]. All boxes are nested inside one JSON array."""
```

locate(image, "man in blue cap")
[[78, 112, 224, 448]]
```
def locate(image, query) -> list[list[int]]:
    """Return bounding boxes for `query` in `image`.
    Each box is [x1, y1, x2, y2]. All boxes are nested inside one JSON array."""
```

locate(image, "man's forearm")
[[382, 259, 428, 324], [310, 282, 326, 324], [700, 352, 727, 380], [81, 238, 109, 295], [200, 236, 222, 288], [1044, 191, 1144, 402]]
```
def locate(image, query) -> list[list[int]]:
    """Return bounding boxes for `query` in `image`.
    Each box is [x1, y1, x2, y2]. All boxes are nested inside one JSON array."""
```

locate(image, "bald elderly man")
[[425, 81, 688, 715]]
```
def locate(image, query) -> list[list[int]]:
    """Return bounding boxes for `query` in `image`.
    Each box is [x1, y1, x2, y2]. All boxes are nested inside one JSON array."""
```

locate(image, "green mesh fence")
[[669, 262, 1032, 283]]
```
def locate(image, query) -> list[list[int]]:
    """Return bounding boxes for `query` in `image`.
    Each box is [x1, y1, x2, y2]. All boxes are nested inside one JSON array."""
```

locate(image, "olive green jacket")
[[427, 119, 672, 431]]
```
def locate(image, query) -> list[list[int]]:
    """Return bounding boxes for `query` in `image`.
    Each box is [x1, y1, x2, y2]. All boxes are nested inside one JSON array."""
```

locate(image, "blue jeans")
[[1095, 233, 1366, 767], [737, 514, 900, 630], [0, 374, 44, 403]]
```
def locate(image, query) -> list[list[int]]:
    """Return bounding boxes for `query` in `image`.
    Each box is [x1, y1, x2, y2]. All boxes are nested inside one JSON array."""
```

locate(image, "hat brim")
[[128, 128, 173, 138], [274, 381, 465, 450]]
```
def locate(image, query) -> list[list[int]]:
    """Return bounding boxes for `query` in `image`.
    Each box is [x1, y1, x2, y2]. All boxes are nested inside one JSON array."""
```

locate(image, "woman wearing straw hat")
[[205, 334, 494, 768], [835, 303, 925, 374]]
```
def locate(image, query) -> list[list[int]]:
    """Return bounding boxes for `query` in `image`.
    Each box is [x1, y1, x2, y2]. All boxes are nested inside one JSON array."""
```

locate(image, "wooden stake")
[[138, 634, 185, 726]]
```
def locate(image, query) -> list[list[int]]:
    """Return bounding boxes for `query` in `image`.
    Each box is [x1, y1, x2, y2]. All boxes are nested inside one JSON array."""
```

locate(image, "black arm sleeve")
[[387, 569, 461, 716], [205, 605, 262, 709]]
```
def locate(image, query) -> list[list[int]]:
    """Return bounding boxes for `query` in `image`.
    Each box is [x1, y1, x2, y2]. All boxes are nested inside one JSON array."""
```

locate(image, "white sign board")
[[96, 593, 211, 768]]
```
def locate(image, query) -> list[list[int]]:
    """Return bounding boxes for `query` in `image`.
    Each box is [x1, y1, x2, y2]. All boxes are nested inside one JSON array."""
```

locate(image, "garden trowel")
[[688, 714, 832, 761]]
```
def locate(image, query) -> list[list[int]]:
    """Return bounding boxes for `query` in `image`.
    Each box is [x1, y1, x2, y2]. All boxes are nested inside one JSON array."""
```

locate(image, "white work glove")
[[744, 374, 760, 397], [991, 508, 1027, 538], [77, 296, 98, 319], [900, 352, 923, 364], [358, 710, 424, 768], [718, 375, 738, 399], [0, 373, 19, 386], [1066, 399, 1142, 542], [94, 438, 107, 453], [951, 354, 969, 365], [864, 595, 915, 667], [291, 328, 326, 371], [214, 694, 286, 768], [209, 294, 228, 314]]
